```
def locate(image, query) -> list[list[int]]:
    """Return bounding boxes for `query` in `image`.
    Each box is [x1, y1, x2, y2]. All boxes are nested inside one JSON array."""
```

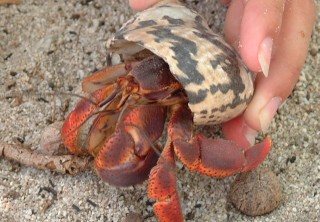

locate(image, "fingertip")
[[224, 0, 244, 48], [258, 37, 273, 77], [238, 0, 285, 72], [129, 0, 161, 11], [222, 116, 257, 149], [243, 86, 283, 133]]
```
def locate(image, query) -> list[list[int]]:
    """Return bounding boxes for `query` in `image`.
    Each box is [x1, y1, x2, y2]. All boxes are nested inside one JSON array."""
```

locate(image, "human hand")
[[128, 0, 316, 147]]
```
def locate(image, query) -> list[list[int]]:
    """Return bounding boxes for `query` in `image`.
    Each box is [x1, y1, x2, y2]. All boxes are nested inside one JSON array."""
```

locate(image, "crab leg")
[[148, 140, 184, 222], [82, 61, 139, 93], [169, 103, 272, 177], [95, 105, 166, 186]]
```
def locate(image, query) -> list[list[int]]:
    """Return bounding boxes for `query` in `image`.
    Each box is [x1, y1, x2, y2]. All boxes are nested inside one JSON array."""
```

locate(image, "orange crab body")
[[61, 2, 272, 222]]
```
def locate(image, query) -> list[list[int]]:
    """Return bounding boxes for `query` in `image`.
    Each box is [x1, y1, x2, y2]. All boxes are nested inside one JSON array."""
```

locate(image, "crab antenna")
[[50, 91, 102, 106], [0, 89, 102, 108]]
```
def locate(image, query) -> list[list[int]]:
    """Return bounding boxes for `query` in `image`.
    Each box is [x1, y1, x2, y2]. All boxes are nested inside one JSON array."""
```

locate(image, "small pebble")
[[111, 53, 121, 65], [5, 79, 16, 89], [309, 46, 318, 56], [228, 167, 282, 216], [122, 212, 143, 222], [41, 199, 54, 212], [39, 121, 68, 155]]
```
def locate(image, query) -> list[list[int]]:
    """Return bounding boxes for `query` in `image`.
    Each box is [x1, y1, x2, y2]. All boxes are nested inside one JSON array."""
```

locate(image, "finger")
[[224, 0, 244, 45], [129, 0, 161, 11], [222, 116, 257, 148], [244, 0, 316, 131], [225, 0, 286, 76]]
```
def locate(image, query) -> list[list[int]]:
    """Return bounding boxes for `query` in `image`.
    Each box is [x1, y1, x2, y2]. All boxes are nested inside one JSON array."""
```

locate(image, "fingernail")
[[244, 126, 258, 146], [258, 37, 273, 77], [259, 97, 282, 133]]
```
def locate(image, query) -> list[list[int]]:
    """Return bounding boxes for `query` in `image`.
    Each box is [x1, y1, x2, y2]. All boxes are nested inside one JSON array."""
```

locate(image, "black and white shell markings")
[[107, 2, 254, 125]]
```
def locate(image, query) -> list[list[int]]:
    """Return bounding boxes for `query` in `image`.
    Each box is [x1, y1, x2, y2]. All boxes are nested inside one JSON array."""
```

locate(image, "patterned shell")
[[107, 2, 254, 125]]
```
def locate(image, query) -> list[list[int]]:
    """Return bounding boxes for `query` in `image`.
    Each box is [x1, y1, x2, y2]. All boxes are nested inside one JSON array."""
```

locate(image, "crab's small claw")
[[95, 105, 166, 186], [169, 103, 272, 177], [85, 97, 121, 156], [61, 86, 115, 155], [62, 61, 143, 155], [148, 141, 184, 222]]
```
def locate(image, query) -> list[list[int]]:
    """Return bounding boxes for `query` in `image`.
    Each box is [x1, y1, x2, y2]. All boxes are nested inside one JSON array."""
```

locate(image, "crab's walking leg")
[[148, 140, 184, 222], [169, 104, 272, 177], [82, 62, 139, 93], [95, 105, 166, 186]]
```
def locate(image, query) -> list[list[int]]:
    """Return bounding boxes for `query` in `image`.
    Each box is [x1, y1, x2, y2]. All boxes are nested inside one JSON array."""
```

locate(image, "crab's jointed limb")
[[148, 103, 272, 222], [95, 105, 166, 186], [61, 86, 115, 155], [169, 103, 272, 177], [148, 140, 184, 222], [61, 61, 140, 156]]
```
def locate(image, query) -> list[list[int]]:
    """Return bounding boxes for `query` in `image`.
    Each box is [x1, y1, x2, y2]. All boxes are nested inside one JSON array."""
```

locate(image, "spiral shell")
[[107, 2, 254, 125]]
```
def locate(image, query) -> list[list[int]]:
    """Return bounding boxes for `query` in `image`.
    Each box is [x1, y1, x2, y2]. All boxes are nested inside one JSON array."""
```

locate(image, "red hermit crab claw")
[[94, 105, 166, 187], [191, 133, 272, 177], [146, 104, 271, 221]]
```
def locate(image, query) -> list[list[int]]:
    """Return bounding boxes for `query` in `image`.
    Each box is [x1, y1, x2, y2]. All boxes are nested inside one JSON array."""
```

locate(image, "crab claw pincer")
[[147, 104, 271, 222], [95, 105, 167, 186], [170, 103, 272, 177]]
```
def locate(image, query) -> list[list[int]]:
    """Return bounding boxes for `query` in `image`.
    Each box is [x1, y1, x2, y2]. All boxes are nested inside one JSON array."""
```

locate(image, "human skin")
[[129, 0, 316, 147]]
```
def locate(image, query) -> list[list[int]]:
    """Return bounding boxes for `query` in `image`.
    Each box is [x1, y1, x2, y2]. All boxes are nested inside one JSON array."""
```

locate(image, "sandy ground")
[[0, 0, 319, 221]]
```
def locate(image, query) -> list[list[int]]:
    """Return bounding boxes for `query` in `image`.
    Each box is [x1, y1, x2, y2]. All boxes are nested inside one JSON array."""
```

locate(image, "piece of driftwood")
[[0, 142, 93, 175]]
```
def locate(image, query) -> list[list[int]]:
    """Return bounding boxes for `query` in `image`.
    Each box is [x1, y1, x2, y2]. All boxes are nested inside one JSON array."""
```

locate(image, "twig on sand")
[[0, 0, 21, 5], [0, 142, 93, 175]]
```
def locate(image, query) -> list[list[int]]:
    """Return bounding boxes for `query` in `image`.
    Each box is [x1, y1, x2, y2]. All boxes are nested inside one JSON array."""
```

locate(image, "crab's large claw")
[[196, 135, 272, 176], [148, 141, 184, 222], [169, 104, 272, 177], [95, 105, 166, 186]]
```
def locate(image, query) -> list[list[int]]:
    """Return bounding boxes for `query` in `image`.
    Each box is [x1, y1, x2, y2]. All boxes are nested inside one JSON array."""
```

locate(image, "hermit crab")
[[61, 1, 272, 221]]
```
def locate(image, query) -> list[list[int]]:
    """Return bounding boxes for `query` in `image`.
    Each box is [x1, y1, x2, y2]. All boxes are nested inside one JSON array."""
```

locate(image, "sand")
[[0, 0, 319, 221]]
